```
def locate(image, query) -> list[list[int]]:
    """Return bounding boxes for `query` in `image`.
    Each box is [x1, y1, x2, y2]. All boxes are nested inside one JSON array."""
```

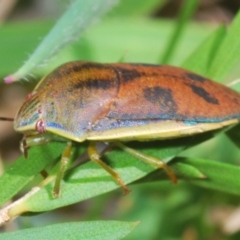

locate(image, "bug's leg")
[[88, 141, 130, 195], [115, 142, 177, 184], [21, 137, 29, 159], [52, 141, 72, 198], [21, 133, 53, 159]]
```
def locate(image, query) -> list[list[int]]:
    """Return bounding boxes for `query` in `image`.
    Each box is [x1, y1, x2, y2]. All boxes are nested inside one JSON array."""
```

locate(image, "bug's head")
[[13, 92, 46, 135], [13, 92, 50, 158]]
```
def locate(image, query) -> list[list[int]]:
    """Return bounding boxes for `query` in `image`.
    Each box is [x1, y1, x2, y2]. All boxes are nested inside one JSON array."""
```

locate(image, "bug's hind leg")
[[52, 141, 72, 198], [115, 142, 177, 184], [88, 141, 130, 195]]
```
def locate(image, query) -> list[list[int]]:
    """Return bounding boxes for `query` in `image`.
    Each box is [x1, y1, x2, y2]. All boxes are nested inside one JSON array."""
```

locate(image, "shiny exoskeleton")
[[12, 61, 240, 196]]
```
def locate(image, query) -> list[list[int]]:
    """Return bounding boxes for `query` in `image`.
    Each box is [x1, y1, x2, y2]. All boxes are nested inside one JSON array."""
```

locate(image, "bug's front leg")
[[20, 133, 53, 158], [115, 142, 177, 184], [21, 133, 72, 198], [21, 133, 57, 180], [88, 141, 130, 195]]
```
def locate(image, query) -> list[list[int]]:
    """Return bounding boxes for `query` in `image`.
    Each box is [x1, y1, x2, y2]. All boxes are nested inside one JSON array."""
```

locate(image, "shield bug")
[[2, 61, 240, 197]]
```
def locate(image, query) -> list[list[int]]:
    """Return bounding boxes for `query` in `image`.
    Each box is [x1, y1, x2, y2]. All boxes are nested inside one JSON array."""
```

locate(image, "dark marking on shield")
[[81, 62, 109, 70], [65, 62, 110, 76], [71, 64, 84, 73], [116, 67, 142, 82], [187, 84, 219, 104], [186, 73, 206, 82], [143, 86, 177, 112], [50, 62, 111, 78], [73, 78, 115, 91]]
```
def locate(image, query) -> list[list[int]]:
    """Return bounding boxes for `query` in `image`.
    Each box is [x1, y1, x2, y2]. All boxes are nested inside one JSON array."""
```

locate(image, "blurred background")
[[0, 0, 240, 239]]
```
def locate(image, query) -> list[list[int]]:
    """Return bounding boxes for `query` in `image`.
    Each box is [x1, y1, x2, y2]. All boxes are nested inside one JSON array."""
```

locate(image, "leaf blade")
[[179, 157, 240, 195], [0, 221, 139, 240], [9, 139, 190, 214], [208, 10, 240, 80], [4, 0, 118, 83], [182, 25, 226, 76], [0, 142, 66, 206]]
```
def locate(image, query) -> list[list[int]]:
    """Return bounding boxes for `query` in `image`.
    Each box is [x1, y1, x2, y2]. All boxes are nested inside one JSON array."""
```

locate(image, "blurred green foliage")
[[1, 0, 240, 239]]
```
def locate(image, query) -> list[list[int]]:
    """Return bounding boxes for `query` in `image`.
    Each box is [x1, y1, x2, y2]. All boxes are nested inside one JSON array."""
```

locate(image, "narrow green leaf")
[[178, 157, 240, 195], [160, 0, 199, 64], [182, 25, 226, 76], [174, 162, 206, 179], [9, 139, 191, 214], [226, 124, 240, 148], [0, 142, 66, 206], [0, 221, 139, 240], [208, 10, 240, 80], [4, 0, 118, 83]]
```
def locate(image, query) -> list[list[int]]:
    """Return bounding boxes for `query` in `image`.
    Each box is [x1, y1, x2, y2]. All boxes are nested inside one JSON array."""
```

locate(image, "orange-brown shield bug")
[[1, 61, 240, 197]]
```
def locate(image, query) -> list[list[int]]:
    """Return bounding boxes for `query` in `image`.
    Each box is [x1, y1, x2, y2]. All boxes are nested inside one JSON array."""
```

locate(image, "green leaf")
[[0, 221, 139, 240], [174, 162, 206, 179], [0, 19, 214, 78], [2, 133, 216, 218], [160, 0, 199, 64], [177, 157, 240, 195], [6, 139, 192, 215], [226, 124, 240, 148], [4, 0, 118, 83], [208, 10, 240, 80], [182, 25, 226, 76], [0, 142, 66, 206]]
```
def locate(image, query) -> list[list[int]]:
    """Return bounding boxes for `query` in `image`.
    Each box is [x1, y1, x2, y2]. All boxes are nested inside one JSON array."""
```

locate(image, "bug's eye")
[[35, 119, 46, 133]]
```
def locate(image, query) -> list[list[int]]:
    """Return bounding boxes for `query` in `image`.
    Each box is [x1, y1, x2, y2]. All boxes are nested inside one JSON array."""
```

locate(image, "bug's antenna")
[[0, 117, 14, 121]]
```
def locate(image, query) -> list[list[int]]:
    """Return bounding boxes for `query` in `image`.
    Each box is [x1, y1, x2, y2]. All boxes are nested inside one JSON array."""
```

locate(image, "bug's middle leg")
[[115, 142, 177, 184], [52, 141, 72, 198], [87, 141, 130, 195]]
